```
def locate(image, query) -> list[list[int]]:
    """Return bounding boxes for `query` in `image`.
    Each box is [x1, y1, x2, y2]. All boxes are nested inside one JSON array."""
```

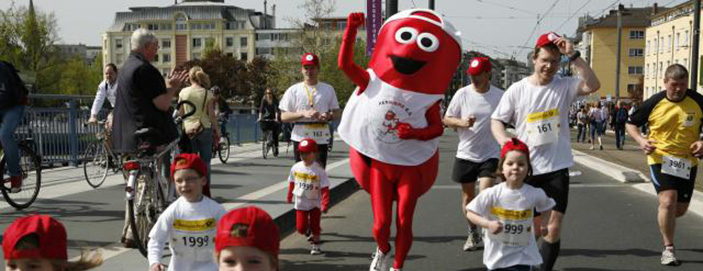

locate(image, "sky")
[[0, 0, 691, 61]]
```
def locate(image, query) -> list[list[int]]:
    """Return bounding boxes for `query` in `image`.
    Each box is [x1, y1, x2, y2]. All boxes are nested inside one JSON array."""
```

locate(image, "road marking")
[[78, 158, 350, 262]]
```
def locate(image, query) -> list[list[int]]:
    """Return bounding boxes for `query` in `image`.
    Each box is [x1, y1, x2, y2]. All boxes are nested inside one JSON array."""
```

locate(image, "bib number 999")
[[504, 223, 524, 235], [182, 236, 209, 247]]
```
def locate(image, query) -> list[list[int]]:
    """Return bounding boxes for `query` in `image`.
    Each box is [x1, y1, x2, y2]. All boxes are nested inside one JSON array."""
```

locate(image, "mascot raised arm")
[[337, 9, 462, 271]]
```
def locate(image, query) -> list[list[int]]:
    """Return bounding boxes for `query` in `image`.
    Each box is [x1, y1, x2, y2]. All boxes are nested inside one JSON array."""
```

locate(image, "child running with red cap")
[[466, 138, 556, 271], [147, 153, 226, 271], [3, 214, 103, 271], [286, 138, 330, 255], [215, 206, 280, 271]]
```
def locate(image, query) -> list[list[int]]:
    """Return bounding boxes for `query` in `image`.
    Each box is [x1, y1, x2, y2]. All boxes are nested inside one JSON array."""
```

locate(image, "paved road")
[[279, 132, 703, 271]]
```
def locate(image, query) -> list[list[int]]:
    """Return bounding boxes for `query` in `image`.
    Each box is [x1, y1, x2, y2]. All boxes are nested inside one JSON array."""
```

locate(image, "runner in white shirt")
[[279, 53, 341, 168], [148, 154, 226, 271], [443, 56, 503, 251], [491, 32, 600, 271], [467, 138, 555, 271]]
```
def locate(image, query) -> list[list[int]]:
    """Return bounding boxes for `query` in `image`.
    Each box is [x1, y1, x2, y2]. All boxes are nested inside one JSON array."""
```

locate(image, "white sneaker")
[[370, 246, 392, 271], [661, 247, 679, 266], [462, 229, 482, 251], [389, 268, 402, 271], [310, 244, 322, 255]]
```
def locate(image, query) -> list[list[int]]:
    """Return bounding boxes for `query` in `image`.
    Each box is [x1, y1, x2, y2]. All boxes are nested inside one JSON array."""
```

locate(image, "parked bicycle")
[[260, 119, 279, 159], [124, 100, 195, 257], [83, 120, 123, 188], [1, 132, 42, 210]]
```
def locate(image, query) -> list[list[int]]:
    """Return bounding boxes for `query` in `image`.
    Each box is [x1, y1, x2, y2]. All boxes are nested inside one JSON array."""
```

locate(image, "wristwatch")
[[568, 51, 581, 61]]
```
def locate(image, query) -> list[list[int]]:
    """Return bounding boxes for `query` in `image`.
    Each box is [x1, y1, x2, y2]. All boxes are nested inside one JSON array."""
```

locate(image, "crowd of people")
[[2, 10, 701, 271]]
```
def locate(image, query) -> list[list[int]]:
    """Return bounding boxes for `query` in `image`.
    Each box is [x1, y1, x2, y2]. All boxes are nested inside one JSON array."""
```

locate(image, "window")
[[115, 39, 123, 49], [629, 30, 644, 39], [240, 52, 248, 61], [191, 23, 202, 30], [226, 53, 234, 57], [646, 64, 650, 78], [192, 38, 202, 47], [256, 48, 271, 55], [676, 33, 680, 49], [162, 39, 171, 49], [627, 84, 638, 92], [257, 33, 271, 40], [647, 40, 650, 55], [176, 15, 187, 30], [660, 62, 663, 77], [337, 21, 347, 30], [153, 54, 159, 62], [193, 53, 201, 60], [660, 37, 664, 53], [163, 54, 171, 63], [161, 23, 172, 30], [629, 48, 643, 57], [240, 37, 248, 48], [226, 21, 245, 30], [667, 35, 672, 52], [226, 37, 234, 47], [685, 30, 690, 46], [203, 22, 215, 30], [147, 24, 159, 31], [628, 66, 643, 75]]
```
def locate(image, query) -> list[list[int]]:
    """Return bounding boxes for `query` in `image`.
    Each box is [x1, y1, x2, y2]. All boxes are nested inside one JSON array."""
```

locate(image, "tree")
[[288, 0, 337, 56], [178, 48, 248, 100], [246, 57, 276, 104]]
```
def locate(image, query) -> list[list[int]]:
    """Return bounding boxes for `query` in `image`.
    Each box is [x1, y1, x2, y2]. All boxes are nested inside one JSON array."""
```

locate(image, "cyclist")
[[88, 63, 118, 127], [212, 86, 231, 143], [259, 88, 280, 150], [112, 28, 188, 248], [280, 53, 341, 168], [0, 60, 29, 193]]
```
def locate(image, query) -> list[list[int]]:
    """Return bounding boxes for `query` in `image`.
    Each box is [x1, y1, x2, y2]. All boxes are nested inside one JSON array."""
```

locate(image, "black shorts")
[[452, 158, 498, 183], [649, 164, 697, 203], [526, 168, 569, 213]]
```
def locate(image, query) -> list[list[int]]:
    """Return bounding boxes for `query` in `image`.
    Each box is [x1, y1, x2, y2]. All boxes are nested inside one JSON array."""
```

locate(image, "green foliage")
[[178, 48, 249, 101], [55, 55, 103, 96]]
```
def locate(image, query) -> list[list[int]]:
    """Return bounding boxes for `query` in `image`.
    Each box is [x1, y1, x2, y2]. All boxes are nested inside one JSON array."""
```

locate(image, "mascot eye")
[[395, 27, 418, 44], [417, 33, 439, 52]]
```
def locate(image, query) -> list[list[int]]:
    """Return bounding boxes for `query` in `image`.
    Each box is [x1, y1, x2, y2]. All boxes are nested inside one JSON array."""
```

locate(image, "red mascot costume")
[[337, 9, 461, 271]]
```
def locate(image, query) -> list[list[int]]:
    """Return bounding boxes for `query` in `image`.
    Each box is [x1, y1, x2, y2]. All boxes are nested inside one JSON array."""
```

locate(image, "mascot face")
[[369, 10, 462, 95], [385, 111, 396, 120]]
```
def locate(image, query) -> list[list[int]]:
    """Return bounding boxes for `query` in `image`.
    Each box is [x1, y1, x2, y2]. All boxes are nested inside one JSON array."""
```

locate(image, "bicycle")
[[213, 117, 231, 163], [83, 121, 123, 188], [260, 119, 279, 159], [123, 100, 195, 257], [1, 134, 42, 210]]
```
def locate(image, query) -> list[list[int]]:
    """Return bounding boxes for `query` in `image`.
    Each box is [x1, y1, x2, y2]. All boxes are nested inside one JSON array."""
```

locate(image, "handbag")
[[186, 89, 209, 140]]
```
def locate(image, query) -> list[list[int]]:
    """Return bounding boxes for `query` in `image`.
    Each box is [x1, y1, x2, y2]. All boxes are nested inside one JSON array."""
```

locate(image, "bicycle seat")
[[135, 128, 160, 158]]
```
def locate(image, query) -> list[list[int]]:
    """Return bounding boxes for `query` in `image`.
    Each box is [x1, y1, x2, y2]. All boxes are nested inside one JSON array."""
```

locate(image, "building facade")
[[644, 1, 702, 99], [103, 0, 273, 76], [496, 58, 531, 90], [581, 5, 664, 101]]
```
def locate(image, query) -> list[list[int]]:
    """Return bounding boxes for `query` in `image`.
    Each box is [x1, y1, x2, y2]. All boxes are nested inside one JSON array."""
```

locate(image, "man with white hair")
[[112, 28, 188, 247]]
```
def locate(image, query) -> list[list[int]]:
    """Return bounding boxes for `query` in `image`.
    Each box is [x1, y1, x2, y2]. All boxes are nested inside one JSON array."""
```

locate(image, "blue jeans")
[[615, 122, 626, 148], [0, 105, 25, 177], [491, 265, 533, 271], [190, 128, 213, 183], [576, 123, 587, 142]]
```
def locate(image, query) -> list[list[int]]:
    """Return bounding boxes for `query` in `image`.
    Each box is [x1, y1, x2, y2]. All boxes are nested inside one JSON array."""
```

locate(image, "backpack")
[[0, 61, 29, 109], [616, 108, 628, 123]]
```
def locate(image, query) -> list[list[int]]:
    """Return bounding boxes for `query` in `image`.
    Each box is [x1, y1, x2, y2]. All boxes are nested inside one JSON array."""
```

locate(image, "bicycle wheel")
[[83, 141, 109, 188], [262, 131, 269, 159], [1, 144, 42, 210], [128, 170, 165, 257], [218, 135, 230, 163]]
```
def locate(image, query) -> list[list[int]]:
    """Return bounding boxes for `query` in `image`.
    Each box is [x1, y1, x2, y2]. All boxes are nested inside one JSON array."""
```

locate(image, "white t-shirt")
[[288, 161, 330, 211], [90, 80, 118, 116], [445, 84, 504, 162], [467, 182, 556, 270], [491, 76, 581, 175], [338, 69, 443, 166], [147, 196, 226, 271], [279, 82, 340, 144]]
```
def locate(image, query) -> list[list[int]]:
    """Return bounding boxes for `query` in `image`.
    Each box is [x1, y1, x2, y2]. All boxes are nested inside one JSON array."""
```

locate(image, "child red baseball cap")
[[215, 206, 280, 257], [535, 32, 561, 47], [301, 53, 319, 67], [500, 137, 530, 160], [171, 153, 208, 179], [467, 57, 492, 76], [298, 138, 318, 153], [3, 214, 68, 260]]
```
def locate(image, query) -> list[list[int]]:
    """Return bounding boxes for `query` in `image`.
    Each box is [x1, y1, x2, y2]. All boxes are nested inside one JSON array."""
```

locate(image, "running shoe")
[[370, 246, 392, 271], [661, 246, 680, 266], [463, 229, 482, 251], [310, 244, 322, 255]]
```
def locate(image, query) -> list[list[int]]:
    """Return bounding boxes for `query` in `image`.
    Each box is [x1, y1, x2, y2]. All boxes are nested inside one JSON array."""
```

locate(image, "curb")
[[572, 149, 703, 218]]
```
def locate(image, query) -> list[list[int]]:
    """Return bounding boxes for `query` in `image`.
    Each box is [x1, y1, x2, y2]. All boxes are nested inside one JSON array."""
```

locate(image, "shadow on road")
[[560, 248, 659, 257]]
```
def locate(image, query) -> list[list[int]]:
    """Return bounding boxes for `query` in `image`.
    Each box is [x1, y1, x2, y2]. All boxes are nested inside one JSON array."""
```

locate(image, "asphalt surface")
[[279, 131, 703, 271]]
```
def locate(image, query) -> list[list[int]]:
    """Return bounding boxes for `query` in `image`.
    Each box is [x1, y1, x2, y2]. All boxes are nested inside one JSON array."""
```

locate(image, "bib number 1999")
[[182, 236, 209, 247]]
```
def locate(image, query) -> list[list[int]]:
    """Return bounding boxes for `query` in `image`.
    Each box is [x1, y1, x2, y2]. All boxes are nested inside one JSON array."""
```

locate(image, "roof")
[[582, 6, 668, 29], [108, 3, 270, 32]]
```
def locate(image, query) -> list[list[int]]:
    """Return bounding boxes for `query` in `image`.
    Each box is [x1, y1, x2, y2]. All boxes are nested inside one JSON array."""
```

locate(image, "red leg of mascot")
[[337, 9, 461, 271]]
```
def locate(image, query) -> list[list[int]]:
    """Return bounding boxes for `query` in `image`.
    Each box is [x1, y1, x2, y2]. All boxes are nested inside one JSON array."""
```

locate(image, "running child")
[[3, 214, 103, 271], [215, 206, 280, 271], [286, 138, 330, 255], [147, 153, 226, 271], [466, 138, 556, 271]]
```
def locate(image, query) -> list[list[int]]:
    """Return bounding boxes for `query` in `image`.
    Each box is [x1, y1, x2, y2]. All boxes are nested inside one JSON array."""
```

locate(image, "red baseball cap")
[[500, 138, 530, 161], [535, 32, 561, 48], [467, 57, 492, 76], [215, 206, 280, 257], [298, 138, 318, 153], [301, 53, 319, 67], [3, 214, 68, 260], [171, 153, 208, 179]]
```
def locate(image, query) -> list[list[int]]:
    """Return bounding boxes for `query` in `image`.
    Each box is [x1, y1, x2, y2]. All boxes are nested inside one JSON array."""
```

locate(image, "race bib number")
[[526, 109, 560, 146], [292, 171, 320, 199], [488, 207, 532, 247], [662, 155, 692, 179], [172, 218, 217, 261], [683, 112, 696, 127], [298, 123, 330, 143]]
